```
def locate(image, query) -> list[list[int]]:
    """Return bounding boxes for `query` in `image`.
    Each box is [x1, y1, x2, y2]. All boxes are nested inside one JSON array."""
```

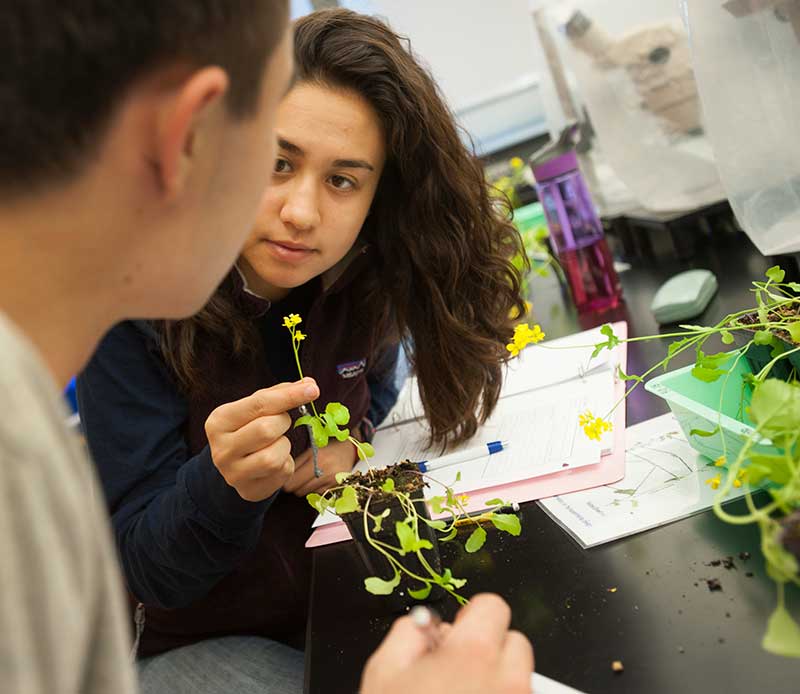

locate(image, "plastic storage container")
[[683, 0, 800, 255], [536, 0, 725, 213], [645, 355, 779, 463]]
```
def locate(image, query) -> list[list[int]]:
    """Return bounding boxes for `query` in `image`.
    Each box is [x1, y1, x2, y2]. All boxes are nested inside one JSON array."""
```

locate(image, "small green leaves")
[[766, 265, 786, 284], [486, 498, 504, 506], [439, 527, 458, 542], [747, 454, 792, 486], [429, 496, 446, 514], [334, 486, 359, 514], [306, 493, 328, 514], [617, 364, 643, 384], [763, 604, 800, 657], [490, 513, 522, 536], [667, 336, 693, 359], [325, 402, 350, 425], [365, 572, 401, 595], [372, 508, 391, 532], [754, 329, 773, 345], [465, 526, 487, 553], [720, 330, 734, 345], [427, 519, 447, 531], [395, 521, 415, 555], [408, 584, 432, 600], [355, 442, 375, 460], [689, 425, 720, 439], [335, 472, 351, 484], [381, 478, 395, 493], [691, 349, 731, 383], [750, 379, 800, 444], [591, 324, 620, 358], [787, 321, 800, 344]]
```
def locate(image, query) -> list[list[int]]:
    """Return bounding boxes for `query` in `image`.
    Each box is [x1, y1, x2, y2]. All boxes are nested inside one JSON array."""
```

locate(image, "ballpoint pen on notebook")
[[417, 440, 508, 473]]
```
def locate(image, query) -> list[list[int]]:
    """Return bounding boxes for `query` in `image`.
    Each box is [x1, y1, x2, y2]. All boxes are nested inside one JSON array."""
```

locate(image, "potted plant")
[[283, 315, 523, 609], [510, 265, 800, 657]]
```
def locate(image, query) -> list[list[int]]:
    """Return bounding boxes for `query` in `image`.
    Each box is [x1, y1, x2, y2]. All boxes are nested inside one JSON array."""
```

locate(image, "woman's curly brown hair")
[[156, 8, 527, 449]]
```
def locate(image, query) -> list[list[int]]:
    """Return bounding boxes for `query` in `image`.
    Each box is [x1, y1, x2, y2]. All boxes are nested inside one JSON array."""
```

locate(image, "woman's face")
[[239, 82, 386, 301]]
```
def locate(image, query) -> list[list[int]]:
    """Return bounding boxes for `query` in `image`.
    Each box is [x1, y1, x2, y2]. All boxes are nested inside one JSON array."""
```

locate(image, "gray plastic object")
[[650, 269, 718, 325]]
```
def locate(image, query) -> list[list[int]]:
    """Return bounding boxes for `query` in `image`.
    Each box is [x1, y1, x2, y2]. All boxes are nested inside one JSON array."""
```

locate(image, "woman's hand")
[[205, 378, 319, 502], [283, 438, 359, 497]]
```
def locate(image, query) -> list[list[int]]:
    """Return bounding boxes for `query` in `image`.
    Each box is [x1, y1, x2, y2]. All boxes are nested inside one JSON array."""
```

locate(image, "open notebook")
[[306, 322, 629, 546]]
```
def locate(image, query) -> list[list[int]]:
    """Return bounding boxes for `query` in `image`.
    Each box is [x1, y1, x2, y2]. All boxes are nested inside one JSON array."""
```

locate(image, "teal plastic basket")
[[645, 354, 779, 462]]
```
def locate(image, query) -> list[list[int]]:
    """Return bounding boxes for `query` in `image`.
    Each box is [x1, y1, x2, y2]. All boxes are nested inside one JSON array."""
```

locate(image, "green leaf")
[[325, 402, 351, 425], [691, 366, 725, 383], [754, 329, 774, 345], [335, 472, 351, 484], [455, 471, 462, 483], [667, 336, 693, 359], [306, 493, 328, 514], [787, 321, 800, 344], [617, 364, 643, 383], [357, 442, 375, 460], [485, 498, 504, 506], [439, 527, 458, 542], [308, 418, 329, 448], [321, 412, 349, 442], [372, 508, 391, 532], [720, 330, 734, 345], [381, 478, 395, 493], [395, 521, 416, 555], [763, 604, 800, 657], [334, 486, 359, 514], [427, 519, 447, 530], [591, 324, 620, 359], [294, 415, 315, 428], [365, 572, 401, 596], [429, 496, 446, 514], [689, 425, 720, 438], [415, 538, 434, 551], [787, 282, 800, 292], [747, 454, 792, 486], [408, 584, 432, 600], [465, 526, 487, 553], [750, 378, 800, 443], [490, 513, 522, 536], [766, 265, 786, 283]]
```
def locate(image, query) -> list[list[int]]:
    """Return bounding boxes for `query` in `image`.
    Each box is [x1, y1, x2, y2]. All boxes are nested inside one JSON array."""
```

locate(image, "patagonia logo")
[[336, 358, 367, 379]]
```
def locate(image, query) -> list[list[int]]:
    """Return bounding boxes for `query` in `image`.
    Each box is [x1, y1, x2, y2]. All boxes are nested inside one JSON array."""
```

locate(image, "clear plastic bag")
[[684, 0, 800, 254]]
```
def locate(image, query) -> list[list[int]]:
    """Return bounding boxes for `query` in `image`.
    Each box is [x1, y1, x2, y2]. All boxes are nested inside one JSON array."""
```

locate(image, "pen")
[[417, 440, 508, 473], [409, 605, 442, 651]]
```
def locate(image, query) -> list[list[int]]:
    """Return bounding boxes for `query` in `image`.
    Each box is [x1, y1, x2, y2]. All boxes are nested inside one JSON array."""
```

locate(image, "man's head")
[[0, 1, 292, 318]]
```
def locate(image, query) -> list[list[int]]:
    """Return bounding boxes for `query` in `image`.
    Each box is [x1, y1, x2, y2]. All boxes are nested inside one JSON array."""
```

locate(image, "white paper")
[[532, 672, 587, 694], [312, 369, 614, 528], [379, 326, 613, 430], [538, 414, 757, 549]]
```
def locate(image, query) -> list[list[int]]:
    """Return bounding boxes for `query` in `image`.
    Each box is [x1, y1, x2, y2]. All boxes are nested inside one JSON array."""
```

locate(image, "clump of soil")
[[739, 307, 800, 345], [706, 578, 722, 592], [341, 461, 426, 508]]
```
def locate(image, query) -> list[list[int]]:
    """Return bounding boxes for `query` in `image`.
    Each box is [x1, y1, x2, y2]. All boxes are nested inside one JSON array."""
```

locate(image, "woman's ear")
[[154, 66, 230, 199]]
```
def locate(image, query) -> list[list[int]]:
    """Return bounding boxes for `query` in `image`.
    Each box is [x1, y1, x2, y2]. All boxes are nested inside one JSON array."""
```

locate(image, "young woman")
[[78, 7, 527, 686]]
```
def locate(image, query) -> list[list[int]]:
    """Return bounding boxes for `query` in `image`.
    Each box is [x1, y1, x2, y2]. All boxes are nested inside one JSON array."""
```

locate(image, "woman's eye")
[[329, 175, 355, 191], [274, 158, 292, 174]]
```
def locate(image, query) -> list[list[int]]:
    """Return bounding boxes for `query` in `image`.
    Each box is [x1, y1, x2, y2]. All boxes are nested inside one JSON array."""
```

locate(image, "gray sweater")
[[0, 313, 136, 693]]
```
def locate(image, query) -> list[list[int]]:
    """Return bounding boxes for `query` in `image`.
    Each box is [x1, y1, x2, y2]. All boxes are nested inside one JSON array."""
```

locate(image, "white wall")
[[367, 0, 551, 154]]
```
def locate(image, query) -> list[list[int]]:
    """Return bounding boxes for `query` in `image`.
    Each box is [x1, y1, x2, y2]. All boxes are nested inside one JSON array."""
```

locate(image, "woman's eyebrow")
[[332, 158, 374, 171]]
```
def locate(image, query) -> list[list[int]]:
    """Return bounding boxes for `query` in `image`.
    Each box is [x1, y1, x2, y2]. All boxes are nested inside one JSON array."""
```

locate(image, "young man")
[[0, 2, 533, 693]]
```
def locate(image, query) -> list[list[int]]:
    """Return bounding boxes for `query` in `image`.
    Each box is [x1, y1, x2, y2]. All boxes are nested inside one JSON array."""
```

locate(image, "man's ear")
[[155, 66, 230, 199]]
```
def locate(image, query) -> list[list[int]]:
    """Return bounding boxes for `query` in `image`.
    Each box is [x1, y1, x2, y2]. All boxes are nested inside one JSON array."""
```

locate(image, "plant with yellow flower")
[[285, 315, 522, 607]]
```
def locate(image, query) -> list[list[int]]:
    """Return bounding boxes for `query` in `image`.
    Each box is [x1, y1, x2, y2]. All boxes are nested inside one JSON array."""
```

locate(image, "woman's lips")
[[264, 239, 315, 262]]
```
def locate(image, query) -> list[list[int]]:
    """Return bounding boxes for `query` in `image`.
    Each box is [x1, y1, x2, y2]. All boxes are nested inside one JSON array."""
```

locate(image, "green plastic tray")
[[645, 354, 779, 462]]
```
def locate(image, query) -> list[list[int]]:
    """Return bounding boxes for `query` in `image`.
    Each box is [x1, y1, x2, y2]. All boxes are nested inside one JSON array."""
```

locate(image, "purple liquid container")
[[530, 127, 622, 313]]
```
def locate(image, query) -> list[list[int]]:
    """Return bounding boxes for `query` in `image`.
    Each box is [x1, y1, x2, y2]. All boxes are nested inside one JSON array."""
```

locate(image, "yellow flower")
[[714, 456, 726, 467], [705, 475, 721, 490], [733, 469, 747, 488], [579, 410, 612, 441], [294, 331, 306, 341], [458, 494, 470, 506], [508, 323, 546, 357], [510, 157, 524, 170]]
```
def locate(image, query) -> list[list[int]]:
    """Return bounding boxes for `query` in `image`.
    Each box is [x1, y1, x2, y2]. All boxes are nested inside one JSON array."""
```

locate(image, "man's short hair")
[[0, 1, 288, 195]]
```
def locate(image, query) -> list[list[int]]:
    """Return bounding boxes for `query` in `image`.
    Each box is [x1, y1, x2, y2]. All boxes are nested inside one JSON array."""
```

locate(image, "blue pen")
[[417, 440, 507, 473]]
